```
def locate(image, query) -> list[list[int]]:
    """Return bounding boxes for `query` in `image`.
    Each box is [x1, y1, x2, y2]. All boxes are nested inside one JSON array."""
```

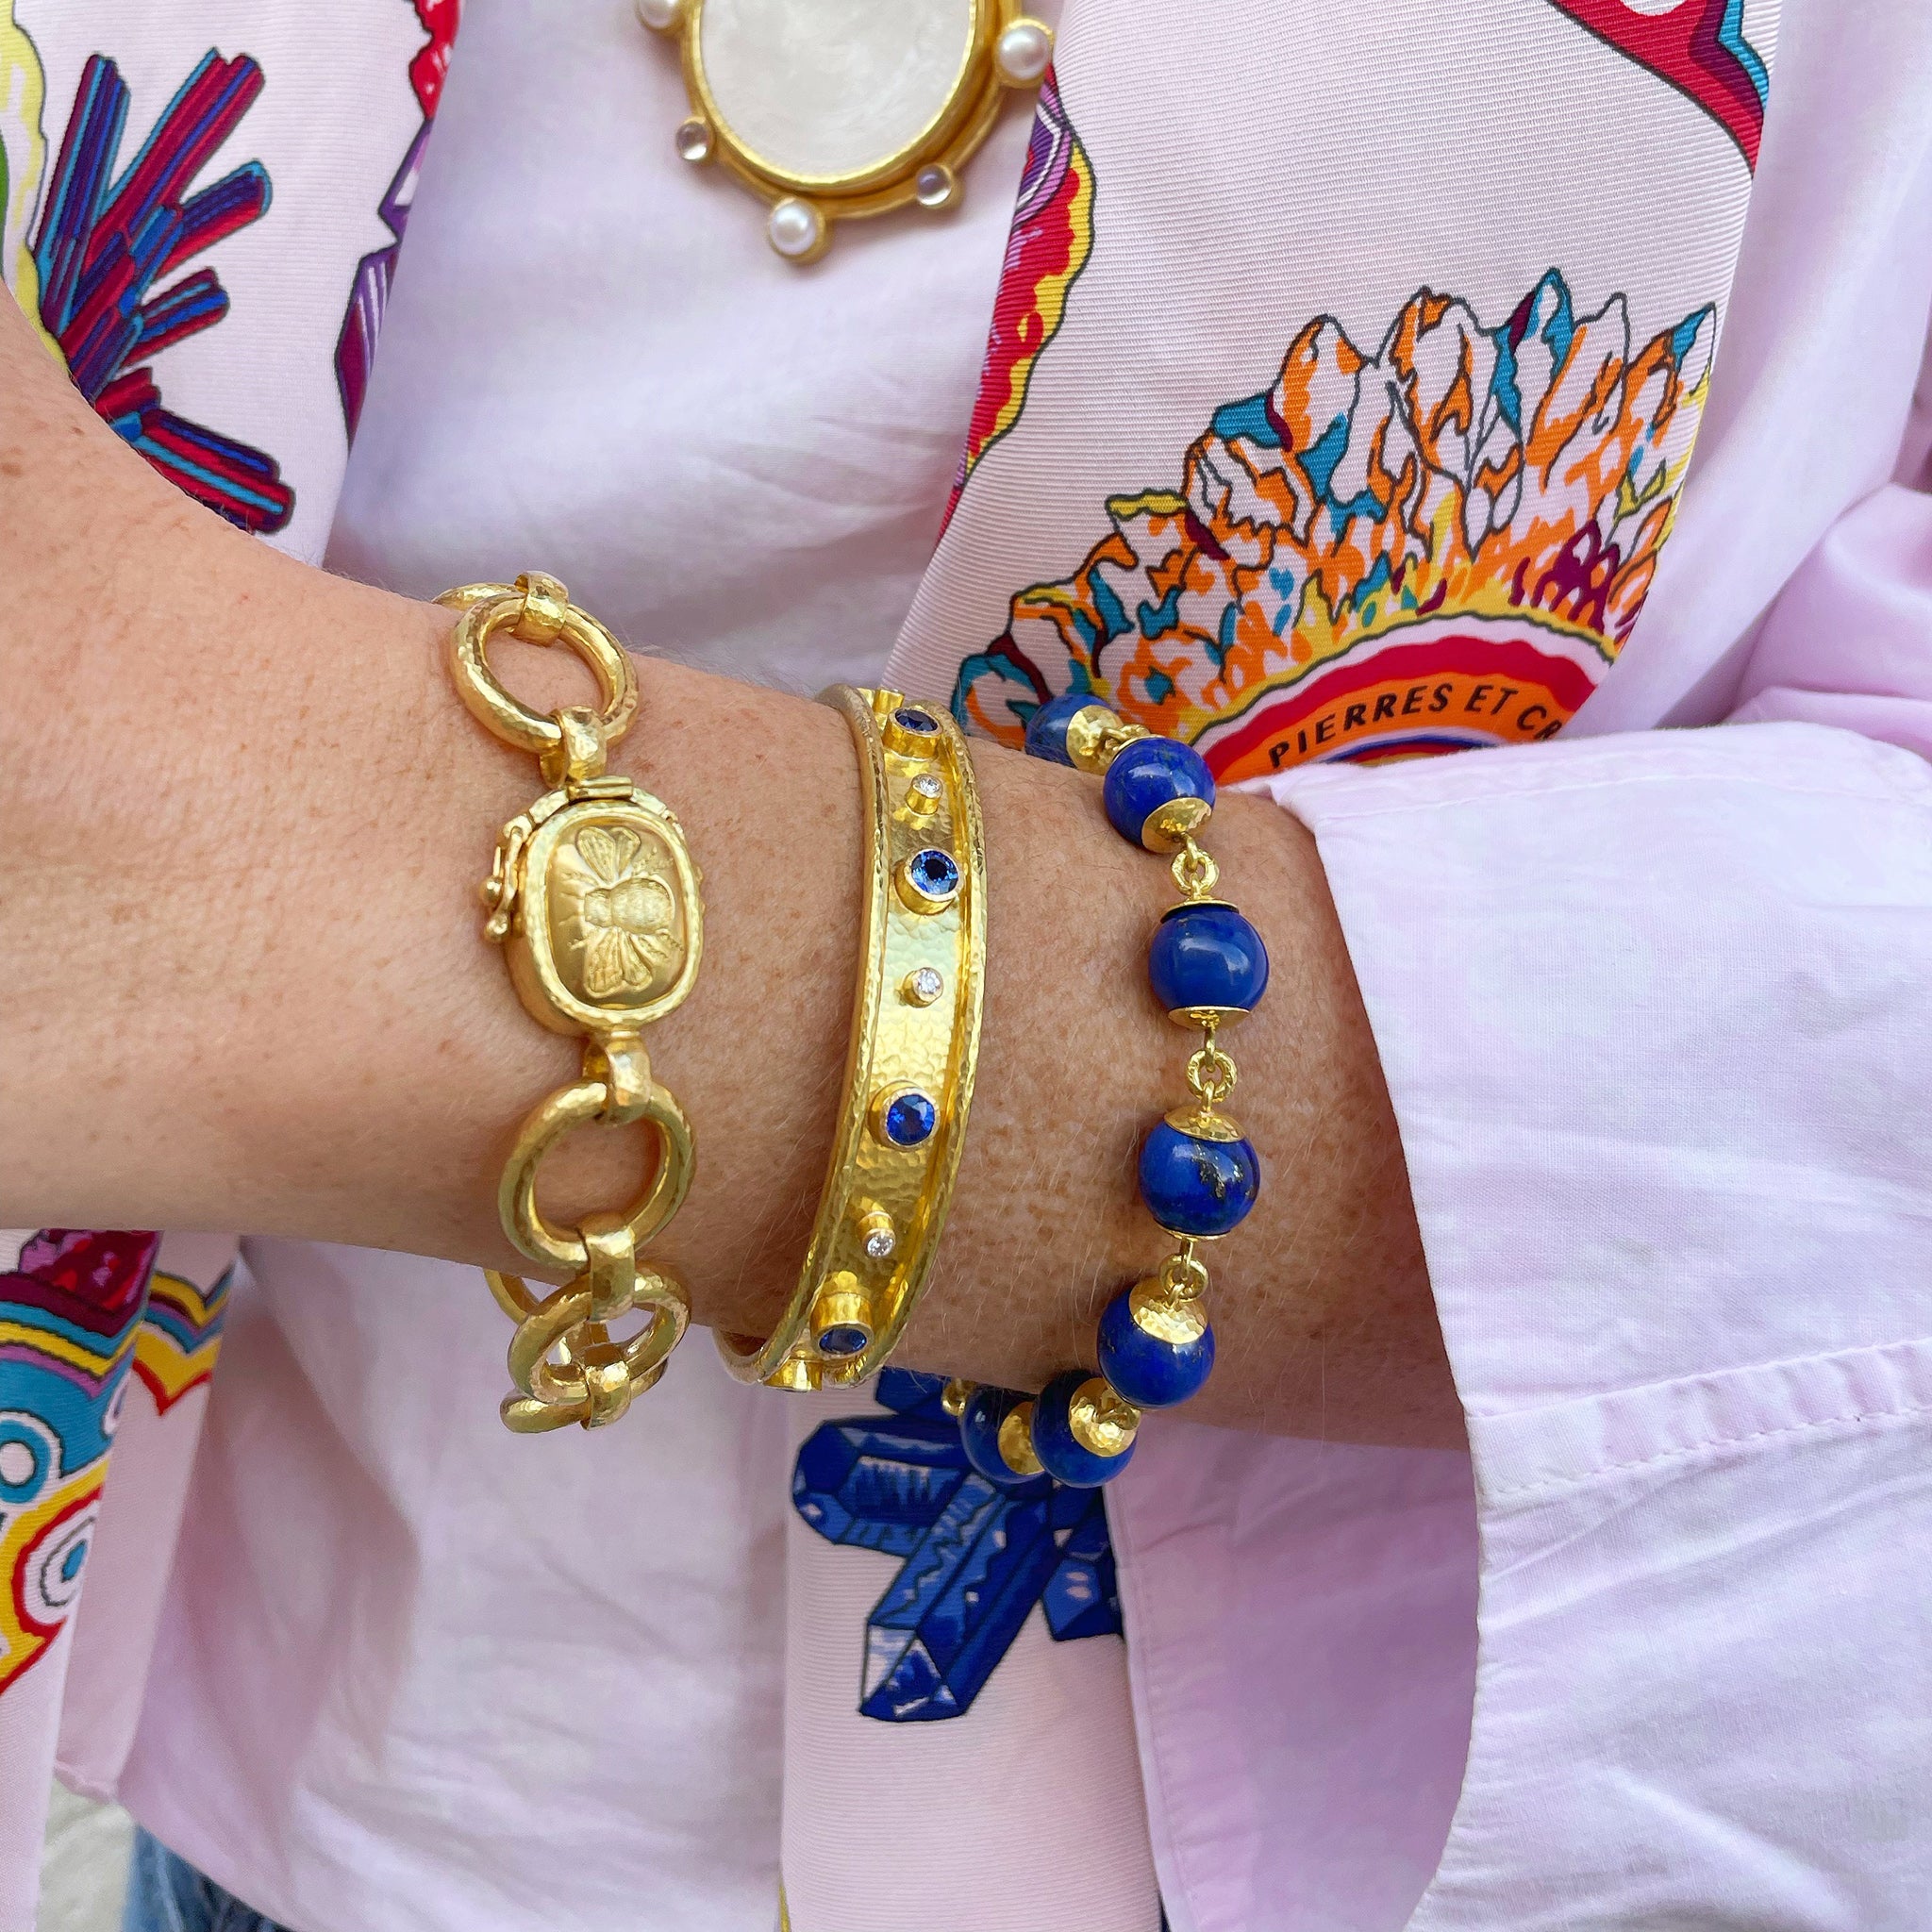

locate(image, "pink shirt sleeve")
[[1112, 473, 1932, 1928]]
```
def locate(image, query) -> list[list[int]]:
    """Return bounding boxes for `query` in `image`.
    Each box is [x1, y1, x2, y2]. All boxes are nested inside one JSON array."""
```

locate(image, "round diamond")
[[881, 1090, 938, 1148], [864, 1225, 897, 1261], [910, 773, 943, 799], [675, 117, 712, 163], [904, 967, 944, 1007]]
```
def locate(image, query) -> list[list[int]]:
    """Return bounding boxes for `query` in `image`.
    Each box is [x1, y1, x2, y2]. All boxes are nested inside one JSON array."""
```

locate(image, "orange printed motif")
[[957, 272, 1714, 774]]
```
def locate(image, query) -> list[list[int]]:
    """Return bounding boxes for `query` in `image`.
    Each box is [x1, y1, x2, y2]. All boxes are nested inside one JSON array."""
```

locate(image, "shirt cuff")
[[1255, 721, 1932, 1925]]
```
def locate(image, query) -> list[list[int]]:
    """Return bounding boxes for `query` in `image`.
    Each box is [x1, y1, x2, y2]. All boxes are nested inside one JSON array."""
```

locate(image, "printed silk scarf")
[[0, 0, 1775, 1927]]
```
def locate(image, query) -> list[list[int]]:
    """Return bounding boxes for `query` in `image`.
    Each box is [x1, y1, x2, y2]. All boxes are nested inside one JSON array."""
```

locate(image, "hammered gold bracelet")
[[715, 686, 985, 1391], [439, 574, 704, 1434]]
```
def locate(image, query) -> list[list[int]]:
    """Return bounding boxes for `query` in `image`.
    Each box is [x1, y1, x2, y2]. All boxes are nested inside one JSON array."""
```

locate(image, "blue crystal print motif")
[[792, 1369, 1123, 1723]]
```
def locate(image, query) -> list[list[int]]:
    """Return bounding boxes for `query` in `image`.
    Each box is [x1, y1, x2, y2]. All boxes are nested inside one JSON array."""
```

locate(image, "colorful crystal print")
[[337, 0, 461, 437], [0, 5, 50, 342], [0, 1230, 158, 1692], [957, 271, 1715, 776], [24, 49, 291, 533], [940, 66, 1092, 535], [133, 1264, 231, 1413], [1544, 0, 1769, 170], [792, 1369, 1121, 1722]]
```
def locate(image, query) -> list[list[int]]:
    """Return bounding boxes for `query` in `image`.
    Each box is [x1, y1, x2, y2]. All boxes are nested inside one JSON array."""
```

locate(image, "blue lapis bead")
[[959, 1385, 1047, 1490], [1138, 1116, 1260, 1238], [1029, 1371, 1137, 1488], [1147, 902, 1271, 1015], [1097, 1284, 1216, 1407], [1103, 737, 1215, 849], [1024, 690, 1106, 767]]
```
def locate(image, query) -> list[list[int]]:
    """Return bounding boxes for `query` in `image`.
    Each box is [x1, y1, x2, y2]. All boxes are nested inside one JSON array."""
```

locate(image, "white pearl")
[[634, 0, 682, 30], [767, 197, 825, 260], [995, 18, 1054, 85]]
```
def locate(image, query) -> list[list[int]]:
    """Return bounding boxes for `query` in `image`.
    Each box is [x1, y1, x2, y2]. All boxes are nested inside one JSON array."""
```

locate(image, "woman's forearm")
[[0, 300, 1457, 1447]]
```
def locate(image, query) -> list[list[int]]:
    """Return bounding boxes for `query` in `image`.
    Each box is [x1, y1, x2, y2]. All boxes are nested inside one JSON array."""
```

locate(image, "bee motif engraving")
[[562, 824, 679, 1000], [486, 787, 701, 1036]]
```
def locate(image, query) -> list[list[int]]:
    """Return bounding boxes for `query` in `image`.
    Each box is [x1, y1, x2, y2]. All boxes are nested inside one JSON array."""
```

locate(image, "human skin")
[[0, 297, 1460, 1448]]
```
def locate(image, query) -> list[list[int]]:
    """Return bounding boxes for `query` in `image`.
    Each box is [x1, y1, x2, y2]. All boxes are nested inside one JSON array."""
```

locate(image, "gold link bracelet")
[[439, 575, 704, 1432], [715, 687, 985, 1390]]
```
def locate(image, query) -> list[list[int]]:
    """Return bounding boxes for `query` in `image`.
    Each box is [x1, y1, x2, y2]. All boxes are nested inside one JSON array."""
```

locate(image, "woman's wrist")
[[0, 342, 1456, 1445]]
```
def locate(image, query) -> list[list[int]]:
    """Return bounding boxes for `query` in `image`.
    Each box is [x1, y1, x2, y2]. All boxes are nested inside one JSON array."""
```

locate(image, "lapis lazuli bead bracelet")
[[948, 692, 1268, 1489]]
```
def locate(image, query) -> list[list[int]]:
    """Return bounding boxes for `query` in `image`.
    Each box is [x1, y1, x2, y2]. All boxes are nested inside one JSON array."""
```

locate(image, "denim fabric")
[[121, 1831, 292, 1932]]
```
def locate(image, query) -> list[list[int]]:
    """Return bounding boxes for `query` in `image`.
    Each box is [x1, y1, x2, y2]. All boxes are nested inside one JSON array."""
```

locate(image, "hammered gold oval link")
[[506, 1281, 595, 1399], [512, 569, 569, 644], [583, 1035, 652, 1126], [578, 1210, 639, 1323], [484, 1268, 542, 1322], [624, 1264, 691, 1383], [439, 584, 639, 758], [539, 704, 609, 787], [571, 1337, 636, 1427], [505, 1268, 688, 1425], [501, 1391, 582, 1434], [499, 1077, 695, 1274]]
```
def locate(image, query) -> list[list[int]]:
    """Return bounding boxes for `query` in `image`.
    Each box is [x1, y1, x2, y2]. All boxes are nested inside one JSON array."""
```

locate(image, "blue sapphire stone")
[[1029, 1370, 1135, 1488], [1103, 736, 1214, 847], [892, 705, 940, 736], [958, 1384, 1046, 1490], [908, 847, 959, 901], [881, 1090, 938, 1147], [1137, 1119, 1260, 1238], [1023, 689, 1102, 766], [1096, 1288, 1216, 1407], [1148, 902, 1271, 1014], [817, 1324, 870, 1357]]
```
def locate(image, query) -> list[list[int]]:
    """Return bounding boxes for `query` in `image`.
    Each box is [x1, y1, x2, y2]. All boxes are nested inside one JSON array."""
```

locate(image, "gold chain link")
[[1171, 835, 1220, 900], [441, 575, 704, 1433]]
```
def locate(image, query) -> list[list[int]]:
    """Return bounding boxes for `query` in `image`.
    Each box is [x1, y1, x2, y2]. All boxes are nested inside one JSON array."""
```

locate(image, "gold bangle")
[[715, 687, 986, 1390], [439, 573, 704, 1433]]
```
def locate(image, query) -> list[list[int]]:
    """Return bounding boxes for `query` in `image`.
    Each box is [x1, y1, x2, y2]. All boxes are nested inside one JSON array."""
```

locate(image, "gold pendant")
[[636, 0, 1055, 263]]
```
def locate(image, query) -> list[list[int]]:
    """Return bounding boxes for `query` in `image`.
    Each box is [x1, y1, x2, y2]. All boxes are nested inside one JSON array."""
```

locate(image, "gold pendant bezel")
[[639, 0, 1054, 262], [493, 783, 706, 1038]]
